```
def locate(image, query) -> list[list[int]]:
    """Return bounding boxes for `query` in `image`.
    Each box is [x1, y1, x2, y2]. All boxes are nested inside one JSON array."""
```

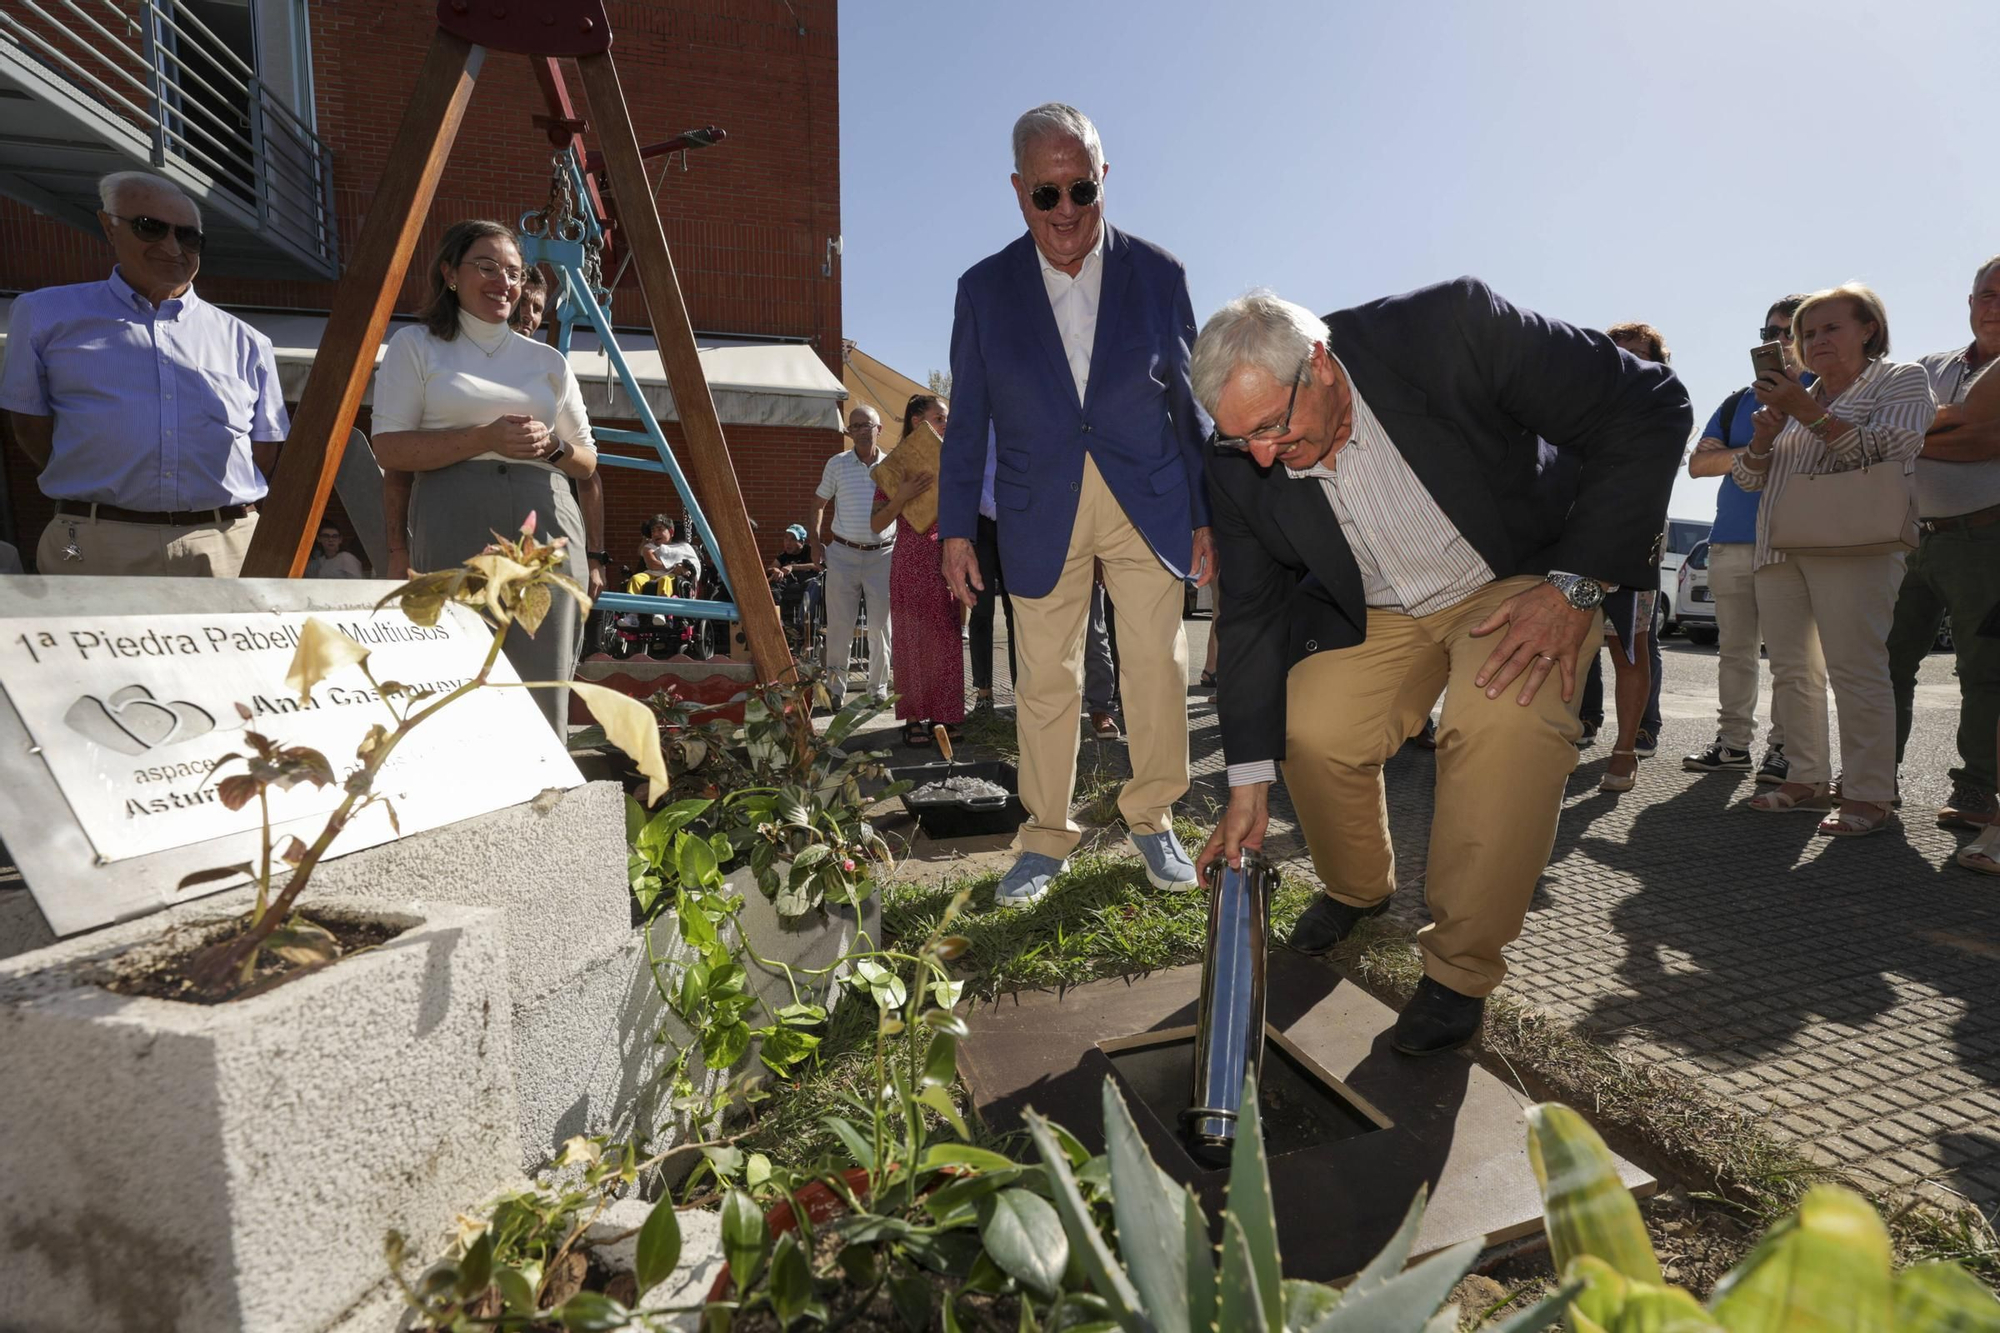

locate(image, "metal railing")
[[0, 0, 337, 273]]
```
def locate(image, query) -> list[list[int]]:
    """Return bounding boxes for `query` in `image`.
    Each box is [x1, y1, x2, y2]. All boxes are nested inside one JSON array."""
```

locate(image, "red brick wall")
[[0, 0, 842, 558]]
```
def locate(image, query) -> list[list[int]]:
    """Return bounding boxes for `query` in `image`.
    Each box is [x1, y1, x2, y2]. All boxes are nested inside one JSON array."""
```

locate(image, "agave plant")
[[1026, 1076, 1575, 1333], [1526, 1102, 2000, 1331]]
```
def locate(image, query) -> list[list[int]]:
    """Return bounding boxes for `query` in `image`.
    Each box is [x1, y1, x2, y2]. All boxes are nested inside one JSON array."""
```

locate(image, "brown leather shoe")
[[1089, 711, 1119, 740]]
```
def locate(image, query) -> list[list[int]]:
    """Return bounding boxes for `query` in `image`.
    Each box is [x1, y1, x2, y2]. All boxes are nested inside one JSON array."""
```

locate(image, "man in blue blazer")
[[938, 103, 1214, 908], [1190, 284, 1689, 1053]]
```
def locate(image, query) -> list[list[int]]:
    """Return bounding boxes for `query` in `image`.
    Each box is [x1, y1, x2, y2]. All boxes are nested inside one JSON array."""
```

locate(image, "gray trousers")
[[1085, 581, 1118, 713], [410, 459, 585, 737], [822, 539, 893, 701]]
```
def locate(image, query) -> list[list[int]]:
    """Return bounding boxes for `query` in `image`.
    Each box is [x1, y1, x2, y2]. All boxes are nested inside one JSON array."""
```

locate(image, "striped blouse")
[[1730, 358, 1936, 569]]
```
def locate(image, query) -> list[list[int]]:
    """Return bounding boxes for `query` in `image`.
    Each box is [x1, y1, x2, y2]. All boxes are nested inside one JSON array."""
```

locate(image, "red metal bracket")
[[436, 0, 612, 57]]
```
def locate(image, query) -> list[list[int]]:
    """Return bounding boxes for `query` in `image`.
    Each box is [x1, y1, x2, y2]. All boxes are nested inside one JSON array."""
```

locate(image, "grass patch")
[[957, 706, 1018, 761]]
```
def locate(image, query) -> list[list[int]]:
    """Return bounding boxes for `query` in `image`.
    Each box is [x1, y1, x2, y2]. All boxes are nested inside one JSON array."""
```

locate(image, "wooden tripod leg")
[[239, 30, 486, 577], [575, 51, 795, 687]]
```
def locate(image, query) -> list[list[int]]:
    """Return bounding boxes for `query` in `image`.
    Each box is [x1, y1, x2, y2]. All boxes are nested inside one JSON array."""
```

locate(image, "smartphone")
[[1750, 342, 1786, 381]]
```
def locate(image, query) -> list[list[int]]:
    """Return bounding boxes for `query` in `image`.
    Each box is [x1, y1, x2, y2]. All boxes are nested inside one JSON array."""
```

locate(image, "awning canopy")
[[0, 298, 848, 432]]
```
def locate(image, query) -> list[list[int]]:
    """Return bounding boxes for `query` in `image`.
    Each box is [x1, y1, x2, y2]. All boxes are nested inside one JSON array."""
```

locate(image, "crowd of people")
[[4, 133, 1996, 1055]]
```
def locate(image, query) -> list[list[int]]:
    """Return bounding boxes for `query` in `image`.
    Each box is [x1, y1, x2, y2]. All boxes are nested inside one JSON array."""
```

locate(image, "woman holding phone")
[[1733, 283, 1935, 836], [373, 219, 599, 736]]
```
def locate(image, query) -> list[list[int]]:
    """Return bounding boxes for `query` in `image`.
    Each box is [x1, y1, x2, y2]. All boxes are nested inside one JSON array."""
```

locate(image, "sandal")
[[1198, 669, 1219, 690], [1747, 782, 1833, 813], [1598, 749, 1638, 793], [1957, 825, 2000, 876], [1818, 803, 1900, 838], [903, 720, 933, 747]]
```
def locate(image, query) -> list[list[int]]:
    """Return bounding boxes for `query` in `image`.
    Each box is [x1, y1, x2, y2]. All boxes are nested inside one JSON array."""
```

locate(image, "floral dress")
[[879, 489, 965, 724]]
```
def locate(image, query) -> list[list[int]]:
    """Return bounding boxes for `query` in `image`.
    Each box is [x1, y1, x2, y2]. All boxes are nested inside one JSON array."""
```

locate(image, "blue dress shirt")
[[0, 268, 288, 510]]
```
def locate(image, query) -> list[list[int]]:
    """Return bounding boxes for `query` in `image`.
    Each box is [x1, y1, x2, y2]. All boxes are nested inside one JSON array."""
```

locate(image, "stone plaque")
[[0, 577, 583, 936]]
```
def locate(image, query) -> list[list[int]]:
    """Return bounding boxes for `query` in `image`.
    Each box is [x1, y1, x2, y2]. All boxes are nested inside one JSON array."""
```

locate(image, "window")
[[1665, 520, 1711, 557]]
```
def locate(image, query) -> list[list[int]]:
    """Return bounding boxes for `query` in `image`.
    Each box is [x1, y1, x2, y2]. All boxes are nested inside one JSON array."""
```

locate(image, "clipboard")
[[871, 420, 942, 534]]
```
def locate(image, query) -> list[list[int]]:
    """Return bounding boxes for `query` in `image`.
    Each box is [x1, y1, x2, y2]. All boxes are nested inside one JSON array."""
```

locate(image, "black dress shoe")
[[1285, 893, 1392, 957], [1391, 976, 1486, 1055]]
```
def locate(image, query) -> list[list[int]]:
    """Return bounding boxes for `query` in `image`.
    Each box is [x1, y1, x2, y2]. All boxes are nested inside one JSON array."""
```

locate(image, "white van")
[[1658, 517, 1711, 634]]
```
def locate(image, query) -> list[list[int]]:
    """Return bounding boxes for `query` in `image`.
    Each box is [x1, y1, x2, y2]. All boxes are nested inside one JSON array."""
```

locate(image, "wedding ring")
[[1537, 654, 1557, 663]]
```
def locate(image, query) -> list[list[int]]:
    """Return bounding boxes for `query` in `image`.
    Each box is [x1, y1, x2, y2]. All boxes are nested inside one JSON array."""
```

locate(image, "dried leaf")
[[285, 618, 372, 704], [267, 918, 340, 968], [570, 682, 668, 806], [176, 863, 255, 893], [279, 836, 307, 866], [514, 582, 552, 637]]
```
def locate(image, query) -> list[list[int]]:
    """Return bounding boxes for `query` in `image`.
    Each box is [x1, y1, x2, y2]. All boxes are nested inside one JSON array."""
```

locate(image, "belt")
[[1918, 501, 2000, 535], [56, 500, 258, 526], [829, 533, 894, 552]]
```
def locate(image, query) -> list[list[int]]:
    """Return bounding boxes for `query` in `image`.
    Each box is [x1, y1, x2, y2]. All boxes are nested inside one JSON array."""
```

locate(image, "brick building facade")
[[0, 0, 843, 576]]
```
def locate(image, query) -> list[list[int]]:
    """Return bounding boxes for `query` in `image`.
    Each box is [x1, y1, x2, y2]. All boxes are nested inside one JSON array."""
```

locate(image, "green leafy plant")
[[1526, 1101, 2000, 1330], [643, 678, 905, 919], [388, 1135, 693, 1331], [690, 890, 1078, 1332], [179, 514, 667, 999], [1026, 1076, 1575, 1333]]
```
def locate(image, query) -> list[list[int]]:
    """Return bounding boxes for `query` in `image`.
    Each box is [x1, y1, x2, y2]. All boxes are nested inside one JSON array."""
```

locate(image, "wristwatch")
[[1545, 571, 1609, 611], [547, 439, 568, 464], [587, 550, 611, 564]]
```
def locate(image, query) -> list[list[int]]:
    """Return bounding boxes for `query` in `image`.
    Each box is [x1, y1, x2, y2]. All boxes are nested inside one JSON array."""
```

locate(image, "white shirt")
[[647, 539, 703, 585], [309, 550, 366, 579], [817, 448, 887, 543], [372, 309, 594, 467], [1228, 357, 1495, 789], [1037, 226, 1106, 405]]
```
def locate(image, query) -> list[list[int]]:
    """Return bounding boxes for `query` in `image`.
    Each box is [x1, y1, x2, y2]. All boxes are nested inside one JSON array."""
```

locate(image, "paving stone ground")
[[886, 616, 2000, 1208]]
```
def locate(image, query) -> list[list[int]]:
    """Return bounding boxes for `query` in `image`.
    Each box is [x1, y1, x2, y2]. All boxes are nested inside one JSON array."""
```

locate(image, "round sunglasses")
[[1030, 179, 1100, 212], [110, 213, 205, 252]]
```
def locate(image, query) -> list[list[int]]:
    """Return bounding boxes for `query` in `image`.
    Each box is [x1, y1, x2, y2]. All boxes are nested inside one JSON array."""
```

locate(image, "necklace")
[[457, 309, 512, 358]]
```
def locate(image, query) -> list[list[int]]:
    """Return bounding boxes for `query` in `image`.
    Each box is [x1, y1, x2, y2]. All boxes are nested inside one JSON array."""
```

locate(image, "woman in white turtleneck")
[[372, 219, 599, 735]]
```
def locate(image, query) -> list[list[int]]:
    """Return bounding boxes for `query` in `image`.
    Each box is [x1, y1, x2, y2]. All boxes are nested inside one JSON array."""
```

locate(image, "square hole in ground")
[[1101, 1027, 1387, 1169]]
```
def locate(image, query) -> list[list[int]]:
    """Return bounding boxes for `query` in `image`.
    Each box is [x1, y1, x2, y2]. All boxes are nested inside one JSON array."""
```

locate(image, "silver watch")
[[1545, 571, 1607, 611]]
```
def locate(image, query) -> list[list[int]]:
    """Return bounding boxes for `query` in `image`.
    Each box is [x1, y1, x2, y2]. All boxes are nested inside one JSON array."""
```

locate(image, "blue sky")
[[836, 0, 1997, 521]]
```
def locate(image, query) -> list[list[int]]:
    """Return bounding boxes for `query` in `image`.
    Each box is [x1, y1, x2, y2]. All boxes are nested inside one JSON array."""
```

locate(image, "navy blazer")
[[938, 223, 1211, 599], [1210, 277, 1692, 770]]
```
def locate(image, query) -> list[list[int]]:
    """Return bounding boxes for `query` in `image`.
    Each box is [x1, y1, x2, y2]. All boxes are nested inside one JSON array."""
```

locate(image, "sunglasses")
[[1208, 354, 1311, 451], [1029, 178, 1100, 212], [1759, 324, 1791, 341], [110, 214, 204, 252]]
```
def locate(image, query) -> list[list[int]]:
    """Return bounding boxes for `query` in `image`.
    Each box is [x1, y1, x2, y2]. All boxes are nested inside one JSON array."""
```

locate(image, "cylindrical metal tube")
[[1184, 848, 1275, 1166]]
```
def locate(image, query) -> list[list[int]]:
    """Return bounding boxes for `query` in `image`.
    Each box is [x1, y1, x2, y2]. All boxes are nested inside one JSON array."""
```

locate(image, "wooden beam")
[[574, 51, 794, 685], [239, 31, 485, 577]]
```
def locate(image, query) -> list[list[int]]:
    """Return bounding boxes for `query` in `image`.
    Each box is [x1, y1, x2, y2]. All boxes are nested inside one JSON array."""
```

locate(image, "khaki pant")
[[36, 509, 258, 577], [1010, 456, 1189, 859], [1282, 575, 1601, 997], [1709, 541, 1795, 751], [1754, 552, 1904, 803]]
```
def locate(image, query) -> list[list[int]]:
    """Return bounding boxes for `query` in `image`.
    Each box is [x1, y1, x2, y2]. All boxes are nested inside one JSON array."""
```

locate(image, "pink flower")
[[520, 511, 538, 537], [841, 859, 856, 874]]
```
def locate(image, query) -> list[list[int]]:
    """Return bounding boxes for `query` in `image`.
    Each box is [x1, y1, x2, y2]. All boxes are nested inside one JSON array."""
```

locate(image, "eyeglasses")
[[1208, 354, 1311, 451], [109, 214, 204, 252], [462, 257, 526, 286], [1759, 324, 1791, 342], [1029, 178, 1100, 212], [845, 421, 882, 434]]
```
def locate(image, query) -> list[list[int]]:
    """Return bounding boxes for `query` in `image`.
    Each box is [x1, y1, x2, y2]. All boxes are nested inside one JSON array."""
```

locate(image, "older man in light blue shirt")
[[1, 171, 287, 576]]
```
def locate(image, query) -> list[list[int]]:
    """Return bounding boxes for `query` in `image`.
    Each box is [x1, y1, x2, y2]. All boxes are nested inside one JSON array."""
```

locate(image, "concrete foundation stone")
[[0, 897, 520, 1333]]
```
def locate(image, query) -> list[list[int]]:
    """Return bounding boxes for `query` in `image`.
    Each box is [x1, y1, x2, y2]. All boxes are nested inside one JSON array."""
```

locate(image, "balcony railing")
[[0, 0, 337, 276]]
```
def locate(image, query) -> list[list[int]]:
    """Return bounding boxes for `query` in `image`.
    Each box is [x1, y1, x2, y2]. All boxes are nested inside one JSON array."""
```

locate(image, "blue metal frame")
[[518, 154, 740, 625]]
